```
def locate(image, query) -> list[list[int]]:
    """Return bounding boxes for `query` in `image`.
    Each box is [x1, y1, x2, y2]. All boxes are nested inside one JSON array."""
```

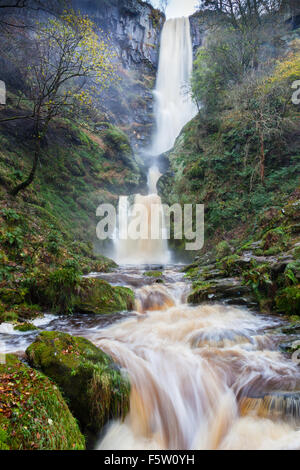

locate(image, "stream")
[[1, 265, 300, 449]]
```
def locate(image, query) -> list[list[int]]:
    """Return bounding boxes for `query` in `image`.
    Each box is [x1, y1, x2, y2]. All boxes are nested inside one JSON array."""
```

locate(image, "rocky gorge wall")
[[72, 0, 165, 150], [189, 10, 209, 59], [73, 0, 163, 69], [72, 1, 209, 150]]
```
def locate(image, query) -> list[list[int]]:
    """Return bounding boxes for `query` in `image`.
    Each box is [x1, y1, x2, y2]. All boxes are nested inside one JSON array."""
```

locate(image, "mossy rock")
[[188, 281, 216, 303], [184, 266, 200, 280], [0, 354, 85, 450], [188, 277, 254, 307], [0, 302, 42, 325], [14, 322, 39, 332], [217, 254, 247, 276], [26, 331, 130, 434], [76, 278, 135, 315], [261, 227, 290, 253], [144, 271, 163, 278]]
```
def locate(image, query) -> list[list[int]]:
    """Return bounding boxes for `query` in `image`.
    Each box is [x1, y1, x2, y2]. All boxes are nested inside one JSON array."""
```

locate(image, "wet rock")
[[191, 329, 253, 349], [76, 278, 135, 315], [269, 253, 295, 273], [240, 391, 300, 422], [188, 277, 257, 308], [189, 10, 209, 58], [26, 331, 130, 434], [72, 0, 165, 147], [74, 0, 164, 69]]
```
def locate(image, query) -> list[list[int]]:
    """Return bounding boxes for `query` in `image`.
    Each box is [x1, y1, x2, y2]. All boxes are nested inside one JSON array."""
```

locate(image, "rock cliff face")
[[73, 0, 165, 150], [189, 11, 209, 59], [74, 0, 163, 70]]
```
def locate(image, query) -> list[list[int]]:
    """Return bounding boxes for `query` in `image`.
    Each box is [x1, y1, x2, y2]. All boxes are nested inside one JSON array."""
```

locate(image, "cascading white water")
[[95, 277, 300, 450], [151, 17, 197, 155], [114, 17, 197, 265]]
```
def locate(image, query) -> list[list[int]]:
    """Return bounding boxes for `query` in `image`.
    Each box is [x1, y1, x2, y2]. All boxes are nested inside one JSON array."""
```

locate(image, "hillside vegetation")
[[159, 2, 300, 314]]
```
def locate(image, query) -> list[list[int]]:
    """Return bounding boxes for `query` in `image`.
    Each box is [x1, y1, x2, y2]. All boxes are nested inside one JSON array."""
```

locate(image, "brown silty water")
[[84, 267, 300, 451], [1, 266, 300, 449]]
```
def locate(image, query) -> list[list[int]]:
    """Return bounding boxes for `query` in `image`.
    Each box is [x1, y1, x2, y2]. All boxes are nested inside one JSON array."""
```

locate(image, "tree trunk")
[[258, 124, 265, 184], [11, 138, 40, 196]]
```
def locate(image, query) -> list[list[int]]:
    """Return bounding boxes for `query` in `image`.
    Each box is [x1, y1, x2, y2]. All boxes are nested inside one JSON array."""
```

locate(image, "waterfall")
[[151, 17, 197, 155], [95, 276, 300, 450], [114, 17, 196, 265]]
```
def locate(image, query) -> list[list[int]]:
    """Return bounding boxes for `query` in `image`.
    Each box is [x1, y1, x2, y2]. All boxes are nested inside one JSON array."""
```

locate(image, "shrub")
[[276, 286, 300, 315], [216, 241, 232, 259]]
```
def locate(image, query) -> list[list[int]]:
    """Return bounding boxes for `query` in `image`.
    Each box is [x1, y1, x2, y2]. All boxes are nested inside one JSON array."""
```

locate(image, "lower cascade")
[[93, 268, 300, 450], [2, 268, 300, 449], [114, 167, 169, 265]]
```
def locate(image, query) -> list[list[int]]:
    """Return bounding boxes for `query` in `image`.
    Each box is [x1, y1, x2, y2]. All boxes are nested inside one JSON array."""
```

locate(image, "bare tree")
[[1, 10, 116, 196], [197, 0, 295, 28]]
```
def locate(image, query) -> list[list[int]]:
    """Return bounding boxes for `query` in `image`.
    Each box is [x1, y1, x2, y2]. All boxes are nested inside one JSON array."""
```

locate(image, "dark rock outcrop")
[[73, 0, 165, 149], [73, 0, 164, 69], [189, 11, 209, 58]]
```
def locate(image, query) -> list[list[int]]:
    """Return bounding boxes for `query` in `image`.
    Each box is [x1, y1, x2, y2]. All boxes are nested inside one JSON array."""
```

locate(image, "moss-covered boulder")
[[14, 322, 39, 332], [144, 271, 163, 278], [76, 278, 135, 315], [26, 331, 130, 434], [188, 278, 257, 308], [0, 355, 85, 450], [26, 265, 134, 315]]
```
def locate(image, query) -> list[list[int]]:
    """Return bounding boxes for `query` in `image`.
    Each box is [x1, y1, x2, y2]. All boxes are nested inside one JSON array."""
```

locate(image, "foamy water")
[[94, 286, 300, 450]]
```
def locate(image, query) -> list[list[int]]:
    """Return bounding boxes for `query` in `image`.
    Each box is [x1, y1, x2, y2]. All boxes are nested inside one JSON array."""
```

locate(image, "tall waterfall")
[[114, 17, 197, 265], [151, 17, 197, 155]]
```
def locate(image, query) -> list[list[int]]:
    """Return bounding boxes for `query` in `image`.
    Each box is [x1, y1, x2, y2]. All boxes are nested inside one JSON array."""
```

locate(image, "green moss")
[[217, 254, 244, 276], [0, 354, 85, 450], [276, 286, 300, 315], [260, 227, 290, 253], [76, 278, 135, 315], [14, 322, 38, 332], [0, 428, 9, 450], [242, 263, 273, 308], [187, 280, 216, 304], [184, 267, 199, 280], [0, 288, 26, 306], [294, 246, 300, 259], [216, 241, 232, 259], [0, 301, 42, 325], [144, 271, 163, 278], [26, 331, 130, 434]]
